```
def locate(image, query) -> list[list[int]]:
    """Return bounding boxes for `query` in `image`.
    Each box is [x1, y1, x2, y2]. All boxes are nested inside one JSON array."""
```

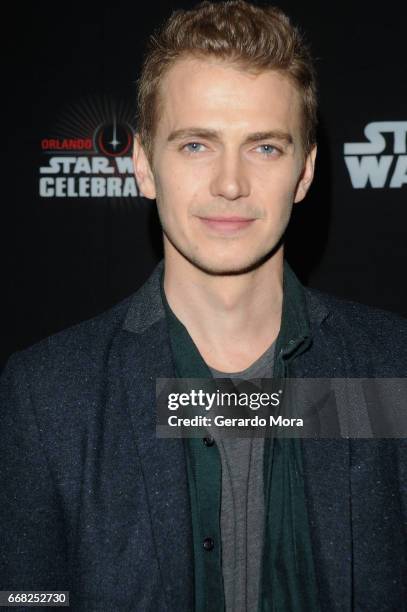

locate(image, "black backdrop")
[[2, 1, 407, 371]]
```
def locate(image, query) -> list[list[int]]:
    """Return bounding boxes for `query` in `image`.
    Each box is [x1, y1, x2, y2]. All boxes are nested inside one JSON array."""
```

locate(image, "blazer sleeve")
[[0, 352, 70, 591]]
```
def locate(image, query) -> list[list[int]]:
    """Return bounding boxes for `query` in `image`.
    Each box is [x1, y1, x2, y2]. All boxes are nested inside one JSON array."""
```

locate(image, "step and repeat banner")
[[2, 1, 407, 369]]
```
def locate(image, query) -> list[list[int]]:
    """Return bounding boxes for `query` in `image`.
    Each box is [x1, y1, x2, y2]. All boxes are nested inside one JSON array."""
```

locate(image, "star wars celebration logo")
[[344, 121, 407, 189], [39, 97, 141, 199]]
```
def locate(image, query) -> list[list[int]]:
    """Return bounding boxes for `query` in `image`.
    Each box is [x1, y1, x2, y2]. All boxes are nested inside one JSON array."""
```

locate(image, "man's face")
[[134, 56, 316, 275]]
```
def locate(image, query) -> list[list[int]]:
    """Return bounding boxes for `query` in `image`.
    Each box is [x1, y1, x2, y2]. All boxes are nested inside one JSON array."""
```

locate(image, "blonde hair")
[[136, 0, 317, 163]]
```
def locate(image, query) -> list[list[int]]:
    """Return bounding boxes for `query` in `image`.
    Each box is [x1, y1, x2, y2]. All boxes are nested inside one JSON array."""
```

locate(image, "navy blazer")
[[1, 261, 407, 611]]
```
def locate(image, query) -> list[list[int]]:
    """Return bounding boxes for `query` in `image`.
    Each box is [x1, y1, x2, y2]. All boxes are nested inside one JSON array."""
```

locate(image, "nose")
[[209, 149, 250, 201]]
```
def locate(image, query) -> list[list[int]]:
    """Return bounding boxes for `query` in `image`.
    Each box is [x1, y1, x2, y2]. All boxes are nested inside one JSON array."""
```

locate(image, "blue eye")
[[184, 142, 205, 153], [257, 144, 278, 155]]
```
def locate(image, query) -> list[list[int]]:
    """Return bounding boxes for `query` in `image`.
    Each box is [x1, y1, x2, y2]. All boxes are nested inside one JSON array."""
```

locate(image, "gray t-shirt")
[[208, 341, 275, 612]]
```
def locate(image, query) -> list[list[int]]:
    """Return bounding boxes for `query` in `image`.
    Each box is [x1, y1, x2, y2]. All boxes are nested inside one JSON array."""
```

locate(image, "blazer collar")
[[123, 260, 166, 334]]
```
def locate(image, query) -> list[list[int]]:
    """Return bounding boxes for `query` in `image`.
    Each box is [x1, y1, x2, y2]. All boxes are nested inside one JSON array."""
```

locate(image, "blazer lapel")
[[299, 290, 353, 611], [118, 262, 193, 611]]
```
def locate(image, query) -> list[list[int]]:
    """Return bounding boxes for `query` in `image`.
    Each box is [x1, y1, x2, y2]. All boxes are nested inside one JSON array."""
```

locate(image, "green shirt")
[[161, 261, 320, 612]]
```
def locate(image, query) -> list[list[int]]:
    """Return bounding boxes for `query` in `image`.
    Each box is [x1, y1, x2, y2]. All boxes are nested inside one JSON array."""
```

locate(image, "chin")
[[164, 229, 283, 276], [183, 249, 273, 277]]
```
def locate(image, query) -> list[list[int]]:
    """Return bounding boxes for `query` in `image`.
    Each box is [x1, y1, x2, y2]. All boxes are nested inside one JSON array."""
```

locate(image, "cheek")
[[157, 168, 205, 214], [259, 175, 298, 215], [154, 177, 189, 229]]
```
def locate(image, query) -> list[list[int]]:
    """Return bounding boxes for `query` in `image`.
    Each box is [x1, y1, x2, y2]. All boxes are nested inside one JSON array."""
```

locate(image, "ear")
[[294, 144, 317, 203], [133, 134, 156, 199]]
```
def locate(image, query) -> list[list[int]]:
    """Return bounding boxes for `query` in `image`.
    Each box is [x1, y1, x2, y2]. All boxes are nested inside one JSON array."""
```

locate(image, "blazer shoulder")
[[305, 287, 407, 373], [307, 287, 407, 333], [2, 259, 164, 397], [3, 294, 134, 382]]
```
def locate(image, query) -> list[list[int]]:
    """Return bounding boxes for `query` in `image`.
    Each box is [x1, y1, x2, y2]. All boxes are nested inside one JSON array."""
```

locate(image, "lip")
[[197, 216, 255, 234]]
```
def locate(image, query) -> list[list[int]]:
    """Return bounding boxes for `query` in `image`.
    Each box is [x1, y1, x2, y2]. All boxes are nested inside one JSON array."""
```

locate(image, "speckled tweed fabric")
[[1, 259, 407, 611]]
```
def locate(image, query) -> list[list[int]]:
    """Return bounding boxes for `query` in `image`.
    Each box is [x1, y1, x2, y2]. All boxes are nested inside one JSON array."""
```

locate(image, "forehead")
[[155, 56, 302, 139]]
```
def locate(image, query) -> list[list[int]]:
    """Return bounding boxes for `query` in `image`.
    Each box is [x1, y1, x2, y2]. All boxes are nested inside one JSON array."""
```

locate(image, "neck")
[[163, 245, 284, 373]]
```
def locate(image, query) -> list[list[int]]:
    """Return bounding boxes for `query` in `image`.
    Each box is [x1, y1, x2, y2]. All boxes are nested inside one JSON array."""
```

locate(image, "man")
[[1, 1, 406, 611]]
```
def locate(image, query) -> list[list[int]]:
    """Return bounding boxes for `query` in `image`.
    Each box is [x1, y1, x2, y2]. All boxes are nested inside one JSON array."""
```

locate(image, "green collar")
[[275, 260, 312, 367], [161, 283, 211, 379]]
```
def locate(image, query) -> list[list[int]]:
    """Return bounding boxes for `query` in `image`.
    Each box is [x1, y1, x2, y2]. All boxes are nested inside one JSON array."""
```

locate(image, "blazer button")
[[203, 537, 214, 551], [203, 436, 215, 447]]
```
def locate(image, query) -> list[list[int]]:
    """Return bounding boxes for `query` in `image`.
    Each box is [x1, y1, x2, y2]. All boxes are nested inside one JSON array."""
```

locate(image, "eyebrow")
[[166, 128, 293, 146]]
